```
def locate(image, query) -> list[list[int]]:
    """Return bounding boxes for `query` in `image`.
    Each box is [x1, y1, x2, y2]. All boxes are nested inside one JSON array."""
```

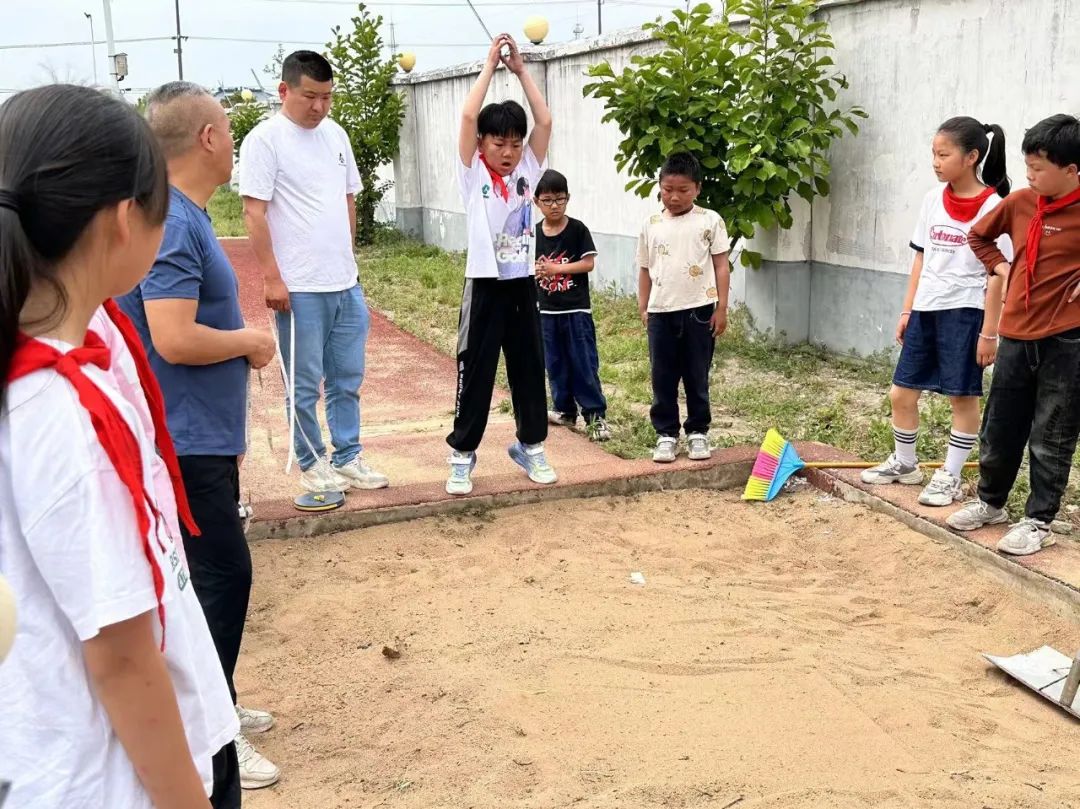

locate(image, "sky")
[[0, 0, 691, 98]]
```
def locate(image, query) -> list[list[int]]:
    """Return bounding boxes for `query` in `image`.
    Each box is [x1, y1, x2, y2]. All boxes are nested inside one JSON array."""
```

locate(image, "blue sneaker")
[[508, 441, 557, 485], [446, 450, 476, 496]]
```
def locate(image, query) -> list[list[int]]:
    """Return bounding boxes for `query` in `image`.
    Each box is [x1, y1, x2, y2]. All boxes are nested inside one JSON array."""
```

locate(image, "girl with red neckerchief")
[[862, 117, 1012, 509], [0, 85, 238, 809]]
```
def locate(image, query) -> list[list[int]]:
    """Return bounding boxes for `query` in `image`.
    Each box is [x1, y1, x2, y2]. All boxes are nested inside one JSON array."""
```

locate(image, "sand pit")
[[238, 489, 1080, 808]]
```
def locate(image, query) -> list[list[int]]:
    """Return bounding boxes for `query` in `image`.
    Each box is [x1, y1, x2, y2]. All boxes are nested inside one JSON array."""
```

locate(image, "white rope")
[[267, 310, 325, 476]]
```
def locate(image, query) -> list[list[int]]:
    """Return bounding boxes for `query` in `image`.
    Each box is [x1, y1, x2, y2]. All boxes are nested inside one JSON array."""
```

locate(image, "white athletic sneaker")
[[508, 441, 558, 485], [299, 459, 344, 494], [587, 417, 612, 442], [653, 436, 678, 463], [946, 499, 1009, 531], [235, 732, 280, 789], [997, 518, 1055, 556], [446, 450, 476, 496], [918, 468, 964, 507], [548, 410, 576, 428], [860, 454, 923, 485], [334, 456, 389, 490], [236, 704, 274, 734], [686, 433, 711, 461]]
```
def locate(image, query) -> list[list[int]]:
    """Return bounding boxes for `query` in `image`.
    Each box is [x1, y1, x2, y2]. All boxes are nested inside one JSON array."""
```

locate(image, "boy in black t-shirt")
[[534, 170, 610, 440]]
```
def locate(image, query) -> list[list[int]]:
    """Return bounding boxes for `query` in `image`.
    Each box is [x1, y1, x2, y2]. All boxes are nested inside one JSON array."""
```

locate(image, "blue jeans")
[[276, 285, 369, 471], [541, 312, 607, 421]]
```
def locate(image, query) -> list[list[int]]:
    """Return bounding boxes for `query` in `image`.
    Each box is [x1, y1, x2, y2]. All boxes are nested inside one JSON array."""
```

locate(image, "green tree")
[[326, 4, 405, 245], [263, 43, 286, 81], [229, 101, 269, 158], [583, 0, 866, 268]]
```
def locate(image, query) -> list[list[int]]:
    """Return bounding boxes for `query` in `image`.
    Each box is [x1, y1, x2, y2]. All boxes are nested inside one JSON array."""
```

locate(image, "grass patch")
[[208, 187, 245, 237]]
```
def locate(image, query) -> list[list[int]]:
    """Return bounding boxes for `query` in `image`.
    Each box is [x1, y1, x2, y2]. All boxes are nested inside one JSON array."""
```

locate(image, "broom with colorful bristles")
[[742, 429, 976, 502]]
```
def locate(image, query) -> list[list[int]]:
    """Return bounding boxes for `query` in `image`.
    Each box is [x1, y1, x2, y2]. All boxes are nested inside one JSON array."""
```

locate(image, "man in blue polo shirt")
[[118, 81, 280, 799]]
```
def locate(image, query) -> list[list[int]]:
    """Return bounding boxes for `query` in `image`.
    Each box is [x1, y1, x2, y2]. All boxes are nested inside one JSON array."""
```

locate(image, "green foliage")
[[326, 4, 405, 246], [207, 188, 245, 237], [229, 102, 269, 158], [582, 0, 867, 268]]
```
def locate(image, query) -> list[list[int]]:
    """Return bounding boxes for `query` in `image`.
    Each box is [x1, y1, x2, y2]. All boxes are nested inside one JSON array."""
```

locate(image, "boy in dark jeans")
[[949, 114, 1080, 555], [534, 169, 611, 441], [637, 153, 731, 463]]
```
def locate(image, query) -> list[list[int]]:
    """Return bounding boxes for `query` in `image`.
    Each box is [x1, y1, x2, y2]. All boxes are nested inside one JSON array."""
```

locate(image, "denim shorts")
[[893, 308, 984, 397]]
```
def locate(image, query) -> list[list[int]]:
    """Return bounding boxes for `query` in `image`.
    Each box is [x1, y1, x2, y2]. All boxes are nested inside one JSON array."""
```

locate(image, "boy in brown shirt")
[[948, 114, 1080, 555]]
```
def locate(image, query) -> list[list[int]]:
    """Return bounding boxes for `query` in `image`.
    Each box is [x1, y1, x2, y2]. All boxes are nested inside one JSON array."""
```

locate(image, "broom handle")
[[804, 461, 978, 470]]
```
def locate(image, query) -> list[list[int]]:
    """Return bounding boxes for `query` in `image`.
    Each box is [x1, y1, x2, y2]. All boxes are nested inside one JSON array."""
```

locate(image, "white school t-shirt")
[[636, 206, 730, 312], [0, 315, 238, 809], [910, 185, 1013, 311], [239, 112, 362, 292], [457, 147, 546, 279]]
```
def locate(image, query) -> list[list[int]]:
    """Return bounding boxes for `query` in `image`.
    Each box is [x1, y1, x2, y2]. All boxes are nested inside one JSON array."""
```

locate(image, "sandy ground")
[[237, 489, 1080, 809]]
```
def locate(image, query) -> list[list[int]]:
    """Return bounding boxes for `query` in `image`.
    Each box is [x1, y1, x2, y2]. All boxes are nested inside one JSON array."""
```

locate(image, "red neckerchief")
[[942, 185, 995, 223], [479, 154, 510, 201], [1024, 185, 1080, 309], [6, 301, 202, 650]]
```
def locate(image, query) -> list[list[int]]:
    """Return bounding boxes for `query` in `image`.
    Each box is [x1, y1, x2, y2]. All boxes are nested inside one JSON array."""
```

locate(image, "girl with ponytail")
[[861, 116, 1013, 509], [0, 85, 238, 808]]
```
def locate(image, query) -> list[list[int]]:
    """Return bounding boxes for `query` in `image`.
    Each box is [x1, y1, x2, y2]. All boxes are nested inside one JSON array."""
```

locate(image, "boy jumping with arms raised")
[[447, 34, 555, 495], [950, 114, 1080, 555]]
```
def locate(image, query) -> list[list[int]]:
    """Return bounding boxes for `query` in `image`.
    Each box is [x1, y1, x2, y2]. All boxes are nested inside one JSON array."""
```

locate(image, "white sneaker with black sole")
[[235, 732, 280, 789], [860, 454, 923, 485], [996, 518, 1055, 556], [946, 499, 1009, 531], [918, 468, 964, 507], [548, 410, 576, 428]]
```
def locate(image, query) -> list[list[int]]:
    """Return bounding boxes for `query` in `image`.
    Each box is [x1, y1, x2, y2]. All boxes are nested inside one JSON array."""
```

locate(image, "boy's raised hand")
[[486, 35, 510, 70], [500, 35, 525, 75]]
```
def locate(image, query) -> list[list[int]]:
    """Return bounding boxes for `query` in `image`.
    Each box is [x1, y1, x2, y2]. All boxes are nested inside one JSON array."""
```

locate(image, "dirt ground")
[[238, 489, 1080, 809]]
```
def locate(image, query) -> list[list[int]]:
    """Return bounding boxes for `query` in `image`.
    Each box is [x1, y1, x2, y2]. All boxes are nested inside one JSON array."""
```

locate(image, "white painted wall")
[[390, 0, 1080, 351]]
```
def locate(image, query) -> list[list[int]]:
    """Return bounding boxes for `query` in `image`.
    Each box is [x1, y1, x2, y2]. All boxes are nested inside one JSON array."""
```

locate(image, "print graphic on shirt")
[[650, 214, 662, 224], [338, 152, 346, 166], [703, 229, 713, 245], [930, 225, 967, 247], [657, 242, 670, 257], [688, 264, 703, 278], [482, 183, 491, 199], [495, 177, 533, 279], [538, 250, 575, 294]]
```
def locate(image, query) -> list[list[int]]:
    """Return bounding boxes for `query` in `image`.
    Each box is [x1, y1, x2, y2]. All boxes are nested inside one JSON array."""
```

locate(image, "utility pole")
[[101, 0, 120, 93], [173, 0, 184, 79], [84, 12, 98, 85], [388, 15, 397, 59], [597, 0, 603, 35]]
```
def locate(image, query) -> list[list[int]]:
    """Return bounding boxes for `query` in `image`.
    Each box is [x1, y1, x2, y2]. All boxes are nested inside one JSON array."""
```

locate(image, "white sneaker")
[[918, 469, 964, 507], [508, 441, 558, 485], [299, 459, 344, 494], [997, 518, 1055, 556], [236, 704, 274, 734], [946, 499, 1009, 531], [860, 454, 923, 485], [653, 436, 677, 463], [235, 732, 280, 789], [548, 410, 576, 428], [334, 456, 389, 490], [686, 433, 711, 461], [446, 450, 476, 496], [587, 417, 612, 442]]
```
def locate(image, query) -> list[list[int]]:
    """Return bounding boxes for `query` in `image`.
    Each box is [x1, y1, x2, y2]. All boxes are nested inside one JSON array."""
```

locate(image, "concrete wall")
[[391, 0, 1080, 355]]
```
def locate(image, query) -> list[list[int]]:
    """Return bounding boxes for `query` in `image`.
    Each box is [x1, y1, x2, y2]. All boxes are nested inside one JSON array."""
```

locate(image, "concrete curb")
[[247, 459, 754, 541], [804, 468, 1080, 621]]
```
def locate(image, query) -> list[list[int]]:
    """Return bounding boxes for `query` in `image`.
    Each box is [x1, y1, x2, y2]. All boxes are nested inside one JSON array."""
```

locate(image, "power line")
[[0, 36, 173, 51]]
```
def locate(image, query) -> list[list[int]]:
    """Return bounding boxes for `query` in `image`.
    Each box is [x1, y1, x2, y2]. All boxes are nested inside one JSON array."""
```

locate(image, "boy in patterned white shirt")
[[637, 153, 731, 463]]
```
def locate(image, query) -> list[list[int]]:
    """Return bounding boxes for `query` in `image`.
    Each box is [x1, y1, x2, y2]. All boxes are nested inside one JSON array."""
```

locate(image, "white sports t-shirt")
[[910, 185, 1013, 311], [637, 206, 730, 313], [239, 112, 362, 293], [457, 147, 546, 279], [0, 311, 238, 809]]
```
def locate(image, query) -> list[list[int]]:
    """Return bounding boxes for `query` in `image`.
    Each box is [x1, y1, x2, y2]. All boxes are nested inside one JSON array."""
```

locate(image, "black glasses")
[[537, 195, 570, 207]]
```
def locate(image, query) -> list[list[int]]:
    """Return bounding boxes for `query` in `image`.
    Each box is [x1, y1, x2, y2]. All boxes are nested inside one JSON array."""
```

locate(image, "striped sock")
[[893, 425, 918, 467], [945, 430, 978, 477]]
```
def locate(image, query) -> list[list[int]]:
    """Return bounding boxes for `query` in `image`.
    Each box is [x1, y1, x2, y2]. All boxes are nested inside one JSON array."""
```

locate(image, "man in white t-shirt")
[[239, 50, 387, 495]]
